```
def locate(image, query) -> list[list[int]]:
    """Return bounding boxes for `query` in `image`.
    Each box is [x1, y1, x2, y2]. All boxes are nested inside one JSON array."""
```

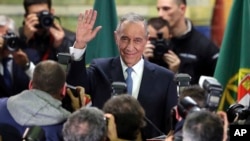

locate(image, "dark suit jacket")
[[67, 55, 178, 139], [0, 61, 29, 98]]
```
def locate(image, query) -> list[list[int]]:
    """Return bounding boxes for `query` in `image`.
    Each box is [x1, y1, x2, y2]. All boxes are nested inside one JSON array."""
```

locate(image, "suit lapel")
[[138, 60, 156, 100], [110, 57, 125, 83]]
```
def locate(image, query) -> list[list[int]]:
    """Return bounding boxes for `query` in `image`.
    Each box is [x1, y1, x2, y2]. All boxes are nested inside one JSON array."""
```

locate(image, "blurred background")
[[0, 0, 232, 47]]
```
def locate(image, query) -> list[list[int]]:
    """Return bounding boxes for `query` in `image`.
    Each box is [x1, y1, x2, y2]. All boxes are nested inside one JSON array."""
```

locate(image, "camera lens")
[[151, 33, 170, 59], [3, 31, 19, 51], [37, 11, 54, 28], [226, 103, 248, 123], [41, 16, 53, 27]]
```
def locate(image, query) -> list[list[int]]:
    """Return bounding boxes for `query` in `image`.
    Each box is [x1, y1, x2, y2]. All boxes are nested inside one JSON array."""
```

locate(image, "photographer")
[[182, 110, 228, 141], [170, 85, 206, 140], [169, 76, 225, 141], [143, 17, 180, 73], [62, 107, 108, 141], [62, 106, 138, 141], [0, 15, 33, 97], [157, 0, 219, 84], [19, 0, 75, 64], [103, 94, 145, 141]]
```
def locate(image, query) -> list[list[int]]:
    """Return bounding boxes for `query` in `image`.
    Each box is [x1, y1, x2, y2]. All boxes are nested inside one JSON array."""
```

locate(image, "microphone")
[[22, 126, 45, 141], [111, 82, 127, 96]]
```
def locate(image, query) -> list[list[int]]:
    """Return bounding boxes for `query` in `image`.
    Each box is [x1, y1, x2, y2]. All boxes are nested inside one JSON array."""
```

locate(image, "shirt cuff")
[[25, 61, 35, 79], [69, 45, 86, 61]]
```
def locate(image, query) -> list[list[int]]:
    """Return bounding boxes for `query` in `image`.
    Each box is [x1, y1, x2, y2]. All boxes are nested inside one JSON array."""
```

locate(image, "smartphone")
[[66, 84, 82, 107]]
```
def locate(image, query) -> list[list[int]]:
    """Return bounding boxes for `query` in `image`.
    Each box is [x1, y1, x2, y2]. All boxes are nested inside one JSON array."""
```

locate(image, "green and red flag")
[[214, 0, 250, 111], [86, 0, 119, 65]]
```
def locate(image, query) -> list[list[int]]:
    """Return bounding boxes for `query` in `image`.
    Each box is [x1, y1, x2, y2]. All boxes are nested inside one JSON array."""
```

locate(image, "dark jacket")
[[67, 55, 178, 139], [18, 27, 75, 64], [0, 60, 29, 98], [171, 23, 219, 84]]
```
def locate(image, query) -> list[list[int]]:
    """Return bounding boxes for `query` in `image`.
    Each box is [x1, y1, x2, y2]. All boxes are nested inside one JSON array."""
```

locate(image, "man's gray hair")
[[0, 15, 17, 35], [63, 107, 107, 141], [116, 12, 148, 36]]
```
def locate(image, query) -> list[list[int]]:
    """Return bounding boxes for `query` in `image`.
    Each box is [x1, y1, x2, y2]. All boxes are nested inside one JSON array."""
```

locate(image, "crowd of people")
[[0, 0, 230, 141]]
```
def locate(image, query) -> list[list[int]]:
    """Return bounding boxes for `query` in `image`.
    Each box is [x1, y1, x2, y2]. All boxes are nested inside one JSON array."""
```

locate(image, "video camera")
[[2, 31, 20, 52], [149, 32, 170, 59], [226, 103, 250, 124]]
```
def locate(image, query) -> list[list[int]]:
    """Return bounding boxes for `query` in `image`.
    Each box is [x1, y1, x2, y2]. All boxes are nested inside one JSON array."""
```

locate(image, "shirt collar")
[[120, 57, 144, 75], [182, 19, 192, 36]]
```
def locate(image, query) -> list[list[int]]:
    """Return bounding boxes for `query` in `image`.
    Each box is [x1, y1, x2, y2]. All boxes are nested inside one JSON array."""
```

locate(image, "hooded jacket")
[[0, 89, 71, 141]]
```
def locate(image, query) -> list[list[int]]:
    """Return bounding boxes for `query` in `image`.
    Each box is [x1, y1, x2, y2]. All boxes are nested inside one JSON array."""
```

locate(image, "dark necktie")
[[126, 67, 133, 95], [2, 58, 12, 89]]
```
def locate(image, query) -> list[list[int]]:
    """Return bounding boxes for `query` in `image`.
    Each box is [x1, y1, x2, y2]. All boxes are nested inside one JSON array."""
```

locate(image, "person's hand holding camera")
[[217, 111, 229, 141], [105, 113, 118, 141], [49, 21, 65, 48], [23, 13, 39, 42], [0, 36, 4, 49], [66, 86, 86, 111], [105, 113, 129, 141], [143, 40, 155, 59], [163, 50, 180, 73], [12, 49, 30, 70]]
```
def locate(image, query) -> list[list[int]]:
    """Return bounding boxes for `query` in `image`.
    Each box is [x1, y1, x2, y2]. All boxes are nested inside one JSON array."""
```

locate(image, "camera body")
[[150, 32, 170, 59], [177, 96, 201, 119], [2, 31, 20, 51], [36, 11, 54, 28]]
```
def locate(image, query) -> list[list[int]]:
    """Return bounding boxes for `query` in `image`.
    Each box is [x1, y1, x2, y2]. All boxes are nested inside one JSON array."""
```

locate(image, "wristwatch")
[[23, 61, 30, 71]]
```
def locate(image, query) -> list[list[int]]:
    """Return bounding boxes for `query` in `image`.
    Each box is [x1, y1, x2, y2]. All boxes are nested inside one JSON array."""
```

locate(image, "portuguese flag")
[[214, 0, 250, 110], [86, 0, 119, 65]]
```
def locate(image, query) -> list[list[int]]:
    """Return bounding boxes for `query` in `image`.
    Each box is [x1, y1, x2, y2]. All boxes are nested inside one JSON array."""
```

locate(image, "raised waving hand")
[[74, 9, 102, 49]]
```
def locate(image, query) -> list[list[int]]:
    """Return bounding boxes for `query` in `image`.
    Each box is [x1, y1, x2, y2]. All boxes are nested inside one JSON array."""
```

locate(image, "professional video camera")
[[149, 32, 171, 59], [36, 11, 56, 28], [226, 103, 250, 124], [199, 75, 223, 112], [2, 31, 20, 51]]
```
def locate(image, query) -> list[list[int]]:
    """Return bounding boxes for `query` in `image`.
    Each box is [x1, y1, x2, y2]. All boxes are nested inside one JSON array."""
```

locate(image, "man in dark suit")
[[0, 15, 31, 98], [67, 9, 178, 139]]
